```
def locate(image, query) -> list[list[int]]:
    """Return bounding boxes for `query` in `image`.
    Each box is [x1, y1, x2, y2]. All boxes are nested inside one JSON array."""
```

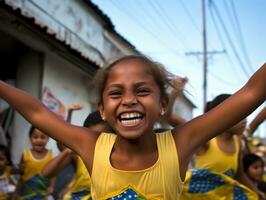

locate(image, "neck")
[[31, 148, 47, 155], [217, 131, 233, 140], [114, 132, 157, 155]]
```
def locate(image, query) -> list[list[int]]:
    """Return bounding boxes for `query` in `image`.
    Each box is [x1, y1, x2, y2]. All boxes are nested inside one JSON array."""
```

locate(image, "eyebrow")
[[107, 81, 149, 88]]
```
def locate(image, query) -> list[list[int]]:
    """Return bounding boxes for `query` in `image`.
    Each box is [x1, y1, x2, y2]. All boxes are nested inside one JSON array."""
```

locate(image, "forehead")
[[31, 129, 48, 138], [106, 59, 156, 86]]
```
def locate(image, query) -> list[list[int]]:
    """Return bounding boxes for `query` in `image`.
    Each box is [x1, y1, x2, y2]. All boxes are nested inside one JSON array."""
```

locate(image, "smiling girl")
[[16, 127, 55, 199], [0, 55, 265, 199]]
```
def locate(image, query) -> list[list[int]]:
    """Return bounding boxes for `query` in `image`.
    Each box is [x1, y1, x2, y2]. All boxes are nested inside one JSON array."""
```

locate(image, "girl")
[[0, 145, 20, 199], [16, 127, 55, 199], [0, 55, 265, 199], [195, 94, 251, 183], [180, 94, 261, 199], [243, 153, 266, 195], [42, 110, 110, 200]]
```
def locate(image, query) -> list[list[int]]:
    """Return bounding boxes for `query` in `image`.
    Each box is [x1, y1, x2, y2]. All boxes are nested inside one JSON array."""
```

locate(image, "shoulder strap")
[[92, 133, 116, 173], [156, 131, 183, 196]]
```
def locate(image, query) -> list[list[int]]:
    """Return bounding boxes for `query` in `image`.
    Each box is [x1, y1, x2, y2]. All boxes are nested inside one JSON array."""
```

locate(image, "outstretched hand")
[[171, 76, 188, 94], [68, 103, 84, 111]]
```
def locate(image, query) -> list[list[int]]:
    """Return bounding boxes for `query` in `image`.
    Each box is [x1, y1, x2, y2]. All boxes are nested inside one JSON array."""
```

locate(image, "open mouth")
[[118, 112, 143, 127], [34, 145, 43, 149]]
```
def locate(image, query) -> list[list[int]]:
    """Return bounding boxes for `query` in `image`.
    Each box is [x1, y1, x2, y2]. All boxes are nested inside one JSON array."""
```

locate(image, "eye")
[[108, 90, 122, 98], [136, 88, 150, 96]]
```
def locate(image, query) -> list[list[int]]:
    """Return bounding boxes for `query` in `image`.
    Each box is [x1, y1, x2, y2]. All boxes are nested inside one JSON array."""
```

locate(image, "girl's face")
[[247, 160, 264, 182], [0, 151, 7, 171], [30, 129, 49, 152], [99, 59, 166, 139]]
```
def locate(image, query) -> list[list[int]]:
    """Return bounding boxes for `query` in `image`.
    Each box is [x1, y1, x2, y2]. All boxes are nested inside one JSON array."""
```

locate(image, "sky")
[[91, 0, 266, 137]]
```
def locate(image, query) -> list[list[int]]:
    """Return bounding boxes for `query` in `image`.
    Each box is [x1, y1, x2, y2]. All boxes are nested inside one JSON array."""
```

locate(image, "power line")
[[179, 0, 201, 33], [223, 0, 254, 73], [147, 0, 192, 50], [109, 0, 183, 55], [229, 0, 254, 71], [209, 0, 251, 78], [208, 2, 243, 81], [108, 0, 201, 69]]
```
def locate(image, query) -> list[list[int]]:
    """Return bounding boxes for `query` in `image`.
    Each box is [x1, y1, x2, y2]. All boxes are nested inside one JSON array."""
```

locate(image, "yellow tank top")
[[91, 131, 183, 200], [63, 157, 91, 200], [22, 148, 53, 181], [195, 136, 239, 177]]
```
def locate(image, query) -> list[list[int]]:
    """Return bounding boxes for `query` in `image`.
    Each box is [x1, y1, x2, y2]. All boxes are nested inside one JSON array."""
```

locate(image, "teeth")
[[120, 112, 141, 119], [121, 118, 141, 126]]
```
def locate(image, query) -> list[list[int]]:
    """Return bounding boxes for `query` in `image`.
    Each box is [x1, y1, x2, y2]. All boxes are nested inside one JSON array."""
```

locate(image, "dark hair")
[[205, 94, 231, 113], [29, 126, 36, 137], [83, 110, 103, 127], [94, 55, 175, 104], [0, 144, 11, 164], [243, 153, 264, 173], [154, 128, 169, 133]]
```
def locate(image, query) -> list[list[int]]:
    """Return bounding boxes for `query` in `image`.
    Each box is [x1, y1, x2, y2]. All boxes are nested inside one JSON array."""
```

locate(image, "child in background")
[[243, 153, 266, 195], [51, 104, 84, 199], [16, 127, 55, 200], [43, 110, 111, 200], [241, 107, 266, 154], [180, 94, 261, 199], [195, 94, 251, 182], [43, 110, 111, 199], [0, 145, 20, 199], [0, 55, 265, 199]]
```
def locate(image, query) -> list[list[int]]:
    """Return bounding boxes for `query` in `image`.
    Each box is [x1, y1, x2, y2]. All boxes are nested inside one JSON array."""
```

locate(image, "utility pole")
[[185, 49, 226, 109], [186, 0, 224, 111]]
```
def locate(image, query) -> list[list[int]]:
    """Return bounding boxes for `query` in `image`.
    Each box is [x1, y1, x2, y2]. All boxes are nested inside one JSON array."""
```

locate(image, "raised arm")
[[0, 81, 98, 169], [66, 103, 84, 123], [174, 63, 266, 176], [42, 149, 73, 178], [248, 107, 266, 135]]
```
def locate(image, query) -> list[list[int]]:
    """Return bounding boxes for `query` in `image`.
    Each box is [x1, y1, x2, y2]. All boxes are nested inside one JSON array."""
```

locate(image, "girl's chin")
[[33, 148, 45, 152], [120, 133, 142, 140]]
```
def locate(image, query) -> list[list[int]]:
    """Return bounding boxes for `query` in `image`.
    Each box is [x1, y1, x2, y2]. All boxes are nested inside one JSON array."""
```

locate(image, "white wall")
[[174, 96, 193, 121], [11, 49, 43, 163], [42, 53, 96, 155]]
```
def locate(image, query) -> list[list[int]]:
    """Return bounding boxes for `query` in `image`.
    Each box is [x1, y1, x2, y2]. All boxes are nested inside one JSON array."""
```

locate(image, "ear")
[[160, 97, 168, 116], [98, 102, 106, 121]]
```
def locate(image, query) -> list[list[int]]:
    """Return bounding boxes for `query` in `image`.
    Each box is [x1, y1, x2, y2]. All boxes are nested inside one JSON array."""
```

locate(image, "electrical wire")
[[209, 0, 251, 78], [229, 0, 254, 71], [208, 2, 243, 81]]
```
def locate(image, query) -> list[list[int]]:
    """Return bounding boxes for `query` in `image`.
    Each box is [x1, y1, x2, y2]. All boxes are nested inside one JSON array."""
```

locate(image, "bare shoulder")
[[75, 127, 101, 153], [171, 123, 193, 160], [171, 118, 209, 161], [74, 127, 102, 173]]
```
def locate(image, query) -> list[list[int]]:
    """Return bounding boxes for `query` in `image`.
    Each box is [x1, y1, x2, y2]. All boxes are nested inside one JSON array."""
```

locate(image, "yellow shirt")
[[91, 131, 183, 200], [63, 157, 91, 200], [22, 148, 53, 181], [195, 136, 240, 177]]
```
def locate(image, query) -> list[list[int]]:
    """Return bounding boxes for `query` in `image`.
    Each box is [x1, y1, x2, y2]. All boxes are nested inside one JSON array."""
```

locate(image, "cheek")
[[247, 168, 255, 176], [42, 139, 49, 144]]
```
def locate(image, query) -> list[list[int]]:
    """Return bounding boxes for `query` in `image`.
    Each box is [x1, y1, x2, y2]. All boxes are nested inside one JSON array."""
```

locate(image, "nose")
[[121, 92, 137, 106]]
